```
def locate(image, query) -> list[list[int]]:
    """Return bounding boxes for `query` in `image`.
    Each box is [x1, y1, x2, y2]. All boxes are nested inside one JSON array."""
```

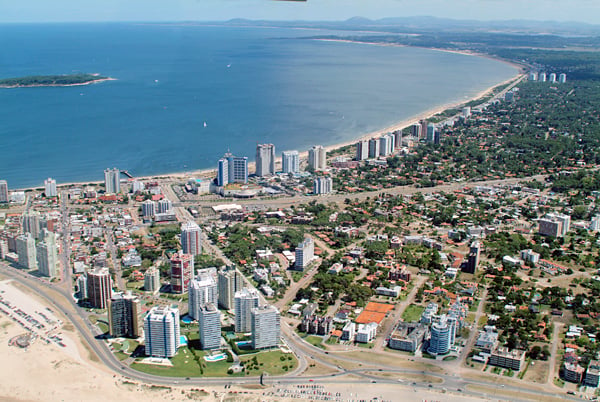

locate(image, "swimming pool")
[[204, 353, 227, 362]]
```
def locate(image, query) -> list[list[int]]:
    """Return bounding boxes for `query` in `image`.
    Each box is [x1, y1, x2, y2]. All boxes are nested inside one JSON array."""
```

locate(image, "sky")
[[0, 0, 598, 24]]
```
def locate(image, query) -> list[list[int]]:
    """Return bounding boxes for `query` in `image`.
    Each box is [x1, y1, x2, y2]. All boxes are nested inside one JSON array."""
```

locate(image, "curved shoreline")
[[9, 45, 523, 190]]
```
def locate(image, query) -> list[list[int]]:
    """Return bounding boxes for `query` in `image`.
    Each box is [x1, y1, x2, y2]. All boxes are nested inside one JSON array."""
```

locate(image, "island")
[[0, 73, 114, 88]]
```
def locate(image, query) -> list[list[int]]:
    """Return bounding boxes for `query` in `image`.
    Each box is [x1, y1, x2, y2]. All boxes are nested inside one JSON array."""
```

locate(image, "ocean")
[[0, 23, 518, 188]]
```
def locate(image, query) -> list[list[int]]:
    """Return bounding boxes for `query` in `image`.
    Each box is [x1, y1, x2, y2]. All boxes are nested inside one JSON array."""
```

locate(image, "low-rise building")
[[488, 347, 525, 371], [355, 322, 378, 343], [388, 322, 427, 352], [584, 360, 600, 387], [563, 362, 585, 383]]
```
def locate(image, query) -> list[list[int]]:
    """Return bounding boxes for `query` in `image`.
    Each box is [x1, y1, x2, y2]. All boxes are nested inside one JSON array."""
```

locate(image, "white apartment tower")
[[308, 145, 327, 171], [44, 178, 58, 197], [313, 176, 333, 195], [188, 273, 218, 321], [144, 267, 161, 293], [104, 168, 121, 194], [16, 233, 37, 270], [22, 210, 43, 240], [157, 199, 172, 213], [294, 237, 315, 270], [251, 305, 280, 349], [256, 144, 276, 177], [281, 150, 300, 174], [181, 221, 202, 256], [144, 306, 181, 358], [218, 267, 243, 310], [234, 288, 260, 333], [141, 200, 156, 218], [356, 140, 369, 161], [36, 229, 58, 278], [198, 303, 221, 350]]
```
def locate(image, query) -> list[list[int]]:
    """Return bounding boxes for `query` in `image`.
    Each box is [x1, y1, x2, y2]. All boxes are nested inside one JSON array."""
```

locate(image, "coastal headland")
[[0, 73, 115, 89]]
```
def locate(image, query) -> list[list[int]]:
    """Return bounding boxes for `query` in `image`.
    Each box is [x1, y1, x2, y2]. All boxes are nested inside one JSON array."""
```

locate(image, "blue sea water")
[[0, 23, 518, 188]]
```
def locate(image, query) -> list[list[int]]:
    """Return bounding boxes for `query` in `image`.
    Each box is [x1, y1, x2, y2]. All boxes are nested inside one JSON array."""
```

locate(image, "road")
[[373, 275, 427, 352], [547, 322, 563, 385], [459, 288, 489, 366]]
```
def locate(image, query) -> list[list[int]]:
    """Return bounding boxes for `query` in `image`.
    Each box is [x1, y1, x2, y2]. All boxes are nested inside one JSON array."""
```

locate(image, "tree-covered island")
[[0, 73, 113, 88]]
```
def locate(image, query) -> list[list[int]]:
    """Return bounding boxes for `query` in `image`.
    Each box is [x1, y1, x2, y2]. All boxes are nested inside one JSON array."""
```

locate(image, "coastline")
[[42, 71, 523, 192], [8, 44, 523, 191]]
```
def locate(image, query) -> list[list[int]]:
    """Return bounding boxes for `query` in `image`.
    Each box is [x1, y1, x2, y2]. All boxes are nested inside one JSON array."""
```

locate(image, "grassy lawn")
[[326, 336, 339, 345], [401, 305, 425, 322], [240, 350, 297, 376], [132, 348, 203, 377], [97, 321, 109, 334], [115, 351, 129, 361], [131, 347, 298, 378], [355, 342, 374, 349], [304, 335, 325, 349]]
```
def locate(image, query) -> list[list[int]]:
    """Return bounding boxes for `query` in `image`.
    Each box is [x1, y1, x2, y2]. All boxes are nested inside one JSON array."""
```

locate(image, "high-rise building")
[[218, 153, 249, 186], [368, 139, 380, 158], [22, 211, 43, 240], [77, 274, 88, 299], [559, 73, 567, 83], [355, 140, 369, 161], [16, 233, 37, 270], [428, 315, 453, 355], [44, 178, 58, 197], [198, 303, 221, 350], [181, 221, 202, 256], [256, 144, 276, 177], [141, 200, 156, 218], [529, 72, 538, 81], [308, 145, 326, 171], [392, 130, 402, 149], [144, 305, 181, 358], [157, 199, 172, 213], [463, 241, 481, 274], [218, 267, 243, 310], [170, 251, 194, 294], [108, 292, 141, 338], [538, 213, 571, 238], [411, 123, 422, 138], [36, 229, 58, 278], [426, 123, 437, 143], [251, 305, 280, 349], [549, 73, 557, 83], [234, 288, 260, 333], [379, 134, 395, 156], [0, 180, 8, 203], [539, 72, 547, 82], [87, 267, 112, 309], [313, 176, 333, 195], [217, 158, 229, 186], [294, 237, 314, 270], [144, 267, 161, 294], [104, 168, 121, 194], [281, 150, 300, 174], [188, 273, 218, 321], [420, 120, 429, 140], [462, 106, 471, 118]]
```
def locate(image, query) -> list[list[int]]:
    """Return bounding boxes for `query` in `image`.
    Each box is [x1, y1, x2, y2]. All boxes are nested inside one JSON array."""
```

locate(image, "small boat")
[[203, 121, 207, 127], [227, 64, 232, 68]]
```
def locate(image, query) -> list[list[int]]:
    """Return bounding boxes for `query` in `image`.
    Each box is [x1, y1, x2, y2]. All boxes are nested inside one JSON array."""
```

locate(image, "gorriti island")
[[0, 73, 114, 88]]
